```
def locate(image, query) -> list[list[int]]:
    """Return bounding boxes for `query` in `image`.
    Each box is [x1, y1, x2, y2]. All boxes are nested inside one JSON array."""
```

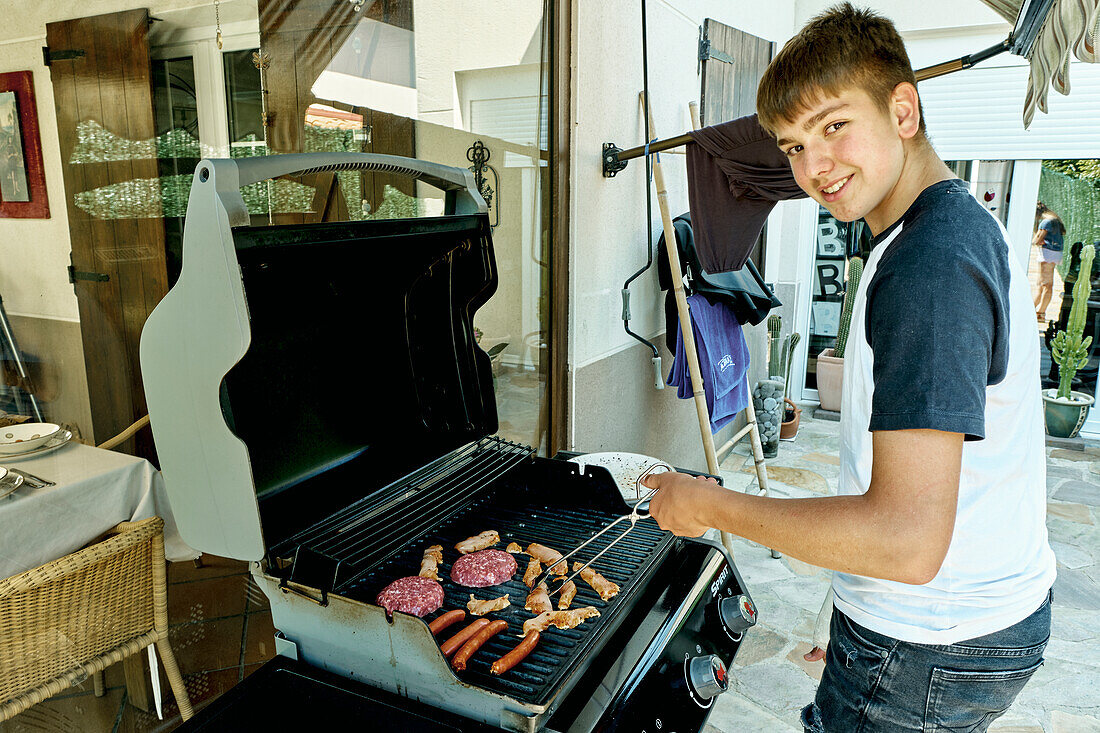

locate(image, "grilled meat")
[[467, 594, 511, 615], [525, 583, 552, 614], [419, 544, 444, 581], [522, 558, 542, 588], [526, 543, 567, 575], [557, 580, 577, 610], [456, 530, 500, 554], [522, 606, 600, 636], [573, 562, 620, 601]]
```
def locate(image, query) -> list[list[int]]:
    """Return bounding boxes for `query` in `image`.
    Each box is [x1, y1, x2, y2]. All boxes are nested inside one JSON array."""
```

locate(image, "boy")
[[644, 5, 1056, 731]]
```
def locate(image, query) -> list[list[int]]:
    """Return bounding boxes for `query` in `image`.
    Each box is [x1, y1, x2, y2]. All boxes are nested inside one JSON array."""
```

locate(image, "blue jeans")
[[802, 592, 1051, 732]]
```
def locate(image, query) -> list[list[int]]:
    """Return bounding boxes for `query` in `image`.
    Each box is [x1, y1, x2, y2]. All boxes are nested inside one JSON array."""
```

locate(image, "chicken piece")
[[522, 607, 600, 637], [456, 530, 500, 554], [525, 583, 552, 614], [557, 580, 577, 610], [526, 543, 567, 575], [522, 558, 542, 588], [467, 594, 510, 616], [419, 544, 444, 581], [573, 562, 620, 601], [505, 542, 524, 554]]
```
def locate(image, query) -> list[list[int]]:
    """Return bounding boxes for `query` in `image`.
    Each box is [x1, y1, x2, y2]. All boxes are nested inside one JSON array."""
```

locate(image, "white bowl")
[[0, 423, 62, 454]]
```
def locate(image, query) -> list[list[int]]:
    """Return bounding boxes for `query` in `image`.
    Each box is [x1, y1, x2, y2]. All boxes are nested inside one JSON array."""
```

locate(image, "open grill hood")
[[140, 153, 494, 561]]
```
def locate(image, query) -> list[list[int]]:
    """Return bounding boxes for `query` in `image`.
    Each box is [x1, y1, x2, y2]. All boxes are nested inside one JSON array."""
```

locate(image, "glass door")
[[804, 206, 868, 394]]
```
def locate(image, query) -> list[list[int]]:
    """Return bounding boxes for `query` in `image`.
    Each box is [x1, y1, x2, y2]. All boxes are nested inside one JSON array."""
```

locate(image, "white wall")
[[0, 36, 76, 321], [571, 0, 795, 373]]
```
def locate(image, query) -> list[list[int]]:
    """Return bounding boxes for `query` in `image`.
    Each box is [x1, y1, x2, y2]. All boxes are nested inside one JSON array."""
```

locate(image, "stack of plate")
[[0, 423, 73, 460]]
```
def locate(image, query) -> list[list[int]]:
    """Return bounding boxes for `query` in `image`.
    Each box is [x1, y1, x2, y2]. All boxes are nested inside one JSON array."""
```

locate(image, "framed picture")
[[0, 71, 49, 219]]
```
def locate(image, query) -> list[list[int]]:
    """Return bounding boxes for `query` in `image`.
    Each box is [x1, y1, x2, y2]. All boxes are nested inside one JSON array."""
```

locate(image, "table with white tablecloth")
[[0, 441, 199, 579]]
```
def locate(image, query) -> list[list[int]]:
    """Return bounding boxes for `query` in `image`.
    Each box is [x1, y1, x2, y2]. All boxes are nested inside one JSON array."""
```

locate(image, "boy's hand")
[[642, 471, 721, 537]]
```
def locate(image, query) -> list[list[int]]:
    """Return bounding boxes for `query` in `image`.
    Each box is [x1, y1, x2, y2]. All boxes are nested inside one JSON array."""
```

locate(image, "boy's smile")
[[772, 85, 936, 236]]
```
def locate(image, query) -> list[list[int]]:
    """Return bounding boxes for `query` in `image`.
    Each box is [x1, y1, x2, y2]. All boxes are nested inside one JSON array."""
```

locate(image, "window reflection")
[[252, 0, 550, 449], [806, 207, 868, 392]]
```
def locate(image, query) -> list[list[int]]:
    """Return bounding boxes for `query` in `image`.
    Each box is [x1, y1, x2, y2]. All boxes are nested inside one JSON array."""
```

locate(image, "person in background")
[[1033, 203, 1066, 322]]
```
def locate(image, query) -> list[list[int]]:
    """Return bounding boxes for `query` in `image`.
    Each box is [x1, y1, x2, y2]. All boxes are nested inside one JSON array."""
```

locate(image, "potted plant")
[[1043, 244, 1095, 438], [780, 332, 802, 439], [816, 256, 863, 412]]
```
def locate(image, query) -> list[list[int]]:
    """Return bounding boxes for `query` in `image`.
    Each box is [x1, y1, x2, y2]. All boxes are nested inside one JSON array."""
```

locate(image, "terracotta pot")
[[780, 398, 802, 439], [1042, 389, 1094, 438], [815, 348, 844, 412]]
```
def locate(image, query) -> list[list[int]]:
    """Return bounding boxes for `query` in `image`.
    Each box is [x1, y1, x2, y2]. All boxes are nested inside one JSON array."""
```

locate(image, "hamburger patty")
[[376, 576, 445, 617], [451, 549, 518, 587]]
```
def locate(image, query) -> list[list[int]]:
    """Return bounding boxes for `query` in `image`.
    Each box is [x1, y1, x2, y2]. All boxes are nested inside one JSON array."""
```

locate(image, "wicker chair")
[[0, 516, 193, 721]]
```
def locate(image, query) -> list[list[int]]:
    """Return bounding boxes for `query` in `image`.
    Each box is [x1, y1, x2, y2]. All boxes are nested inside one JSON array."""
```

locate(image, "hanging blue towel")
[[667, 294, 750, 433]]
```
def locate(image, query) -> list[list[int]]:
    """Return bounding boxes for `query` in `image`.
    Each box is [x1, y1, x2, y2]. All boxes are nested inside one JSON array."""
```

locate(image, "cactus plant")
[[768, 314, 783, 378], [782, 332, 802, 404], [834, 256, 863, 358], [1052, 244, 1095, 399]]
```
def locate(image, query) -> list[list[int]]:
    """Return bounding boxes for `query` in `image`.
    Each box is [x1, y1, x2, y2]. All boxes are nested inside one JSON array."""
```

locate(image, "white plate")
[[0, 423, 62, 454], [567, 451, 672, 501], [1, 429, 74, 461], [0, 467, 23, 500]]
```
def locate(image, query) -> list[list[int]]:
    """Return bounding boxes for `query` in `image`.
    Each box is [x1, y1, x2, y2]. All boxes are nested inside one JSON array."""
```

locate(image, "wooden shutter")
[[699, 19, 774, 270], [46, 9, 166, 456]]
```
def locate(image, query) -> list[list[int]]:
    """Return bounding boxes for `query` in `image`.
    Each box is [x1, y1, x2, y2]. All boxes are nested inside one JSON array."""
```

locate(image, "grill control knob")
[[687, 654, 729, 700], [718, 595, 757, 635]]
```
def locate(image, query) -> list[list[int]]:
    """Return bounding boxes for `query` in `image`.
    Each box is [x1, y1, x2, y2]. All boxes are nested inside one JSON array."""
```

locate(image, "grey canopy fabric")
[[980, 0, 1100, 127]]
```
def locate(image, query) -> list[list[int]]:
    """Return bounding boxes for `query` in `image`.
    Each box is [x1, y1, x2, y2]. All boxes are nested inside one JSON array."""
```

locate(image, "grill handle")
[[201, 153, 488, 224]]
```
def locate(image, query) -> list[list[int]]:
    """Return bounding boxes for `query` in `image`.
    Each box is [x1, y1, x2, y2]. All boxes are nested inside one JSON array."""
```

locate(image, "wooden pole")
[[688, 102, 778, 560], [643, 93, 719, 476]]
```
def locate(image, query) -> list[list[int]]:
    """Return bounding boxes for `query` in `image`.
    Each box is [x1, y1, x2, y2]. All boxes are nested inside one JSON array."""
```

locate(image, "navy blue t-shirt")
[[863, 179, 1010, 441], [1039, 217, 1064, 251]]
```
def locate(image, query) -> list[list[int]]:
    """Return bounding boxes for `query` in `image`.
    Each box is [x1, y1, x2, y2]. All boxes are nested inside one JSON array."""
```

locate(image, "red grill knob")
[[687, 655, 728, 699], [717, 595, 757, 635]]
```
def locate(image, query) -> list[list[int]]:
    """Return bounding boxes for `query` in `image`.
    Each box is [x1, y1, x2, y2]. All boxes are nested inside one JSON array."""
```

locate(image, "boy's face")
[[773, 86, 915, 233]]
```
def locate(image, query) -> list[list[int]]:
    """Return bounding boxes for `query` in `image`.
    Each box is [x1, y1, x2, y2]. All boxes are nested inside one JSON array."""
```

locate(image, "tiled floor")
[[0, 555, 276, 732]]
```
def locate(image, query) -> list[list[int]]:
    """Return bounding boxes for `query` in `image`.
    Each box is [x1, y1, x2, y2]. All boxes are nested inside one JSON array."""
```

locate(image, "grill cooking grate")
[[342, 481, 671, 706]]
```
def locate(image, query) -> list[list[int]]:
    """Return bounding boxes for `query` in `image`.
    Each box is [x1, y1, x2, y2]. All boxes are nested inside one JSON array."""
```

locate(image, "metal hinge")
[[42, 46, 85, 67], [698, 37, 734, 65], [67, 265, 109, 284]]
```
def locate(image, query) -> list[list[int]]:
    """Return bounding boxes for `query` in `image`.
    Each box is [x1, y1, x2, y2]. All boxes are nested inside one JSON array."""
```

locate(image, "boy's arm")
[[646, 427, 962, 585]]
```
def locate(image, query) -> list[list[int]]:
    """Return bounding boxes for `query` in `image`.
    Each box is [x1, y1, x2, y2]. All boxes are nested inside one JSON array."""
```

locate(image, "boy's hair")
[[757, 3, 926, 138]]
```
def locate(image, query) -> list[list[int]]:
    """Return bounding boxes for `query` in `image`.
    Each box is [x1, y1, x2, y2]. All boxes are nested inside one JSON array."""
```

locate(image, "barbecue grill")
[[140, 153, 757, 731]]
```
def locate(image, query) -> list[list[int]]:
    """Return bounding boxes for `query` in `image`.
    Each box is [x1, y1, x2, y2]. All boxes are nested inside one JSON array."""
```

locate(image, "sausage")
[[452, 619, 508, 671], [440, 618, 489, 657], [491, 631, 540, 675], [429, 609, 466, 635]]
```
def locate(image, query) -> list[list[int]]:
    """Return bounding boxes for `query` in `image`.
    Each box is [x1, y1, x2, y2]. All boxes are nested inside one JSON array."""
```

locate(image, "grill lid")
[[141, 154, 496, 561]]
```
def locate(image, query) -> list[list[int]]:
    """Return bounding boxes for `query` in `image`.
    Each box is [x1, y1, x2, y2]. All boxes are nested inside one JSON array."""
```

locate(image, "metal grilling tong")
[[535, 462, 672, 593]]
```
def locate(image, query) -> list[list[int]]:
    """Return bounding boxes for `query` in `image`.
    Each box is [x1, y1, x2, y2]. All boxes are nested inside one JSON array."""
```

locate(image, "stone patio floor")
[[702, 409, 1100, 733]]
